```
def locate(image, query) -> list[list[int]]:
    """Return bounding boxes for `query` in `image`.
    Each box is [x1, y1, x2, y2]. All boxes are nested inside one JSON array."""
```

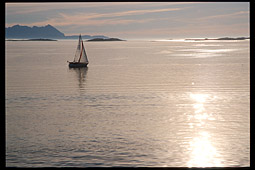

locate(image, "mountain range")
[[5, 24, 109, 39]]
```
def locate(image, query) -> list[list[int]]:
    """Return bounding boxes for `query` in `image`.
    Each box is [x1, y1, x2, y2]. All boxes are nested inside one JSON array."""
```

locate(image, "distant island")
[[185, 37, 250, 41], [216, 37, 250, 40], [6, 25, 65, 39], [5, 24, 110, 40], [87, 38, 125, 42], [6, 38, 57, 41]]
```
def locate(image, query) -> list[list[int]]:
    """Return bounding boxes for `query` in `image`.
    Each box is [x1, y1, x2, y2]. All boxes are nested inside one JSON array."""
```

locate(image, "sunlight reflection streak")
[[188, 131, 222, 167], [187, 93, 222, 167]]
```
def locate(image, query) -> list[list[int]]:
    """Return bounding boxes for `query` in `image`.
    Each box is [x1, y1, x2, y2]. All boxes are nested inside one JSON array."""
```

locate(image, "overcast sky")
[[5, 2, 249, 39]]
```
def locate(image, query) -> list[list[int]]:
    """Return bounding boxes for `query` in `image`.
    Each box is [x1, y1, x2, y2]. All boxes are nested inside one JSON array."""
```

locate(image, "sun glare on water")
[[187, 93, 222, 167]]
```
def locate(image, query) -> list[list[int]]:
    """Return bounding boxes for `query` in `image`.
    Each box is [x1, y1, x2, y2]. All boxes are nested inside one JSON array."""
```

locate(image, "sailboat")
[[68, 34, 89, 68]]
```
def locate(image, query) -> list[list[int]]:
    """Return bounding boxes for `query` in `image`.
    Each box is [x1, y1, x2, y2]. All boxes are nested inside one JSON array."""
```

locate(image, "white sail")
[[79, 40, 89, 63], [73, 35, 89, 63]]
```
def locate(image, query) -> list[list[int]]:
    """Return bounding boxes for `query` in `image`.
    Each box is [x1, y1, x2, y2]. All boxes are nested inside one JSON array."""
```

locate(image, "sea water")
[[6, 39, 250, 167]]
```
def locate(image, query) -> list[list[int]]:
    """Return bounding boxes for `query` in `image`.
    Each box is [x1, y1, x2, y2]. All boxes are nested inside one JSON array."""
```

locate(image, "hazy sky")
[[5, 2, 249, 39]]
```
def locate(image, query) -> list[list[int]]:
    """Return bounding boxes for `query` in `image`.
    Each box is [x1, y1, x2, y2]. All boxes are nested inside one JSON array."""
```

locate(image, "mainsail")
[[73, 35, 89, 63]]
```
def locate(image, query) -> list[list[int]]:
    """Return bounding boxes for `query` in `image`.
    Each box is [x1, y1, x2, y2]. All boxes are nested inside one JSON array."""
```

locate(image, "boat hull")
[[68, 62, 88, 68]]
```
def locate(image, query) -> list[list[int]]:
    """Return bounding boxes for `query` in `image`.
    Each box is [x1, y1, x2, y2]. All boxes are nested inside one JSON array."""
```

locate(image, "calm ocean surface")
[[6, 39, 250, 167]]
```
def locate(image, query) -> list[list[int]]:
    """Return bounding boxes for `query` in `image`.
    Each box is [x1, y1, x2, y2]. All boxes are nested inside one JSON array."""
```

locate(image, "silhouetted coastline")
[[185, 37, 249, 41], [6, 38, 57, 41], [87, 38, 126, 42]]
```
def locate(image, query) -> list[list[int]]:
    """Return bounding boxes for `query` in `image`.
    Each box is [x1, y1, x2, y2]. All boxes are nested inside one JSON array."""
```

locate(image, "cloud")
[[8, 7, 185, 27], [199, 11, 249, 20], [58, 7, 183, 23], [99, 7, 183, 18], [5, 2, 195, 15]]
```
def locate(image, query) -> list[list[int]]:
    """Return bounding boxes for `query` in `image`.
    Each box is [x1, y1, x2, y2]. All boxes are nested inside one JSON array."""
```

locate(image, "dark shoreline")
[[185, 37, 249, 41], [6, 38, 57, 41], [87, 38, 126, 42]]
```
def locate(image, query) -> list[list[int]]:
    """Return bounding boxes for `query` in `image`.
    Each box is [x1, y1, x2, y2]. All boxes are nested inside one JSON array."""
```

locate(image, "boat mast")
[[78, 40, 84, 63], [73, 35, 81, 62]]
